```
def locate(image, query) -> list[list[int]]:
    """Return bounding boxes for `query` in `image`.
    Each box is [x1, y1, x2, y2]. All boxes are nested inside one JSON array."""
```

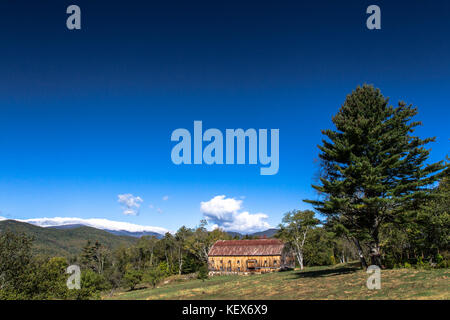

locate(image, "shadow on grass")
[[126, 286, 150, 292], [291, 266, 359, 279]]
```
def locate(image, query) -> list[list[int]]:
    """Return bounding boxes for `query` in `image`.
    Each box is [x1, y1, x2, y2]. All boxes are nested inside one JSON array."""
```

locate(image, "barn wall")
[[208, 255, 283, 274]]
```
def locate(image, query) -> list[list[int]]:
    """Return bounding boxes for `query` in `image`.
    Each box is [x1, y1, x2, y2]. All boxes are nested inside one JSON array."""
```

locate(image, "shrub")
[[437, 259, 448, 269], [197, 264, 209, 281], [82, 269, 109, 292], [330, 255, 336, 265]]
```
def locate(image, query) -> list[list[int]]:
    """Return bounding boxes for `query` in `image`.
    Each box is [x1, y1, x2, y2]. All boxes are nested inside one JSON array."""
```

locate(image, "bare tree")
[[277, 210, 320, 270]]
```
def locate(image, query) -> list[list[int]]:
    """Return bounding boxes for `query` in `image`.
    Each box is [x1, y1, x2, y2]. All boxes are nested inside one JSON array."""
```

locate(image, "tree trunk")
[[369, 241, 382, 267], [178, 247, 183, 275], [369, 226, 383, 267], [352, 238, 368, 269], [165, 249, 170, 270], [295, 251, 304, 270], [150, 250, 153, 267]]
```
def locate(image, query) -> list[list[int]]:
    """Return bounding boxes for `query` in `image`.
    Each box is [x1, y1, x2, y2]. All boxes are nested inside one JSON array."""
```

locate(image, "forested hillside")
[[0, 220, 137, 257]]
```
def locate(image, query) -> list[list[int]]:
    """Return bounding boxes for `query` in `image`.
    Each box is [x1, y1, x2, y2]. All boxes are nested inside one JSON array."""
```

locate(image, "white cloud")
[[156, 208, 163, 214], [162, 195, 169, 201], [149, 204, 154, 209], [2, 216, 168, 235], [200, 195, 270, 233], [200, 195, 242, 221], [118, 194, 143, 216]]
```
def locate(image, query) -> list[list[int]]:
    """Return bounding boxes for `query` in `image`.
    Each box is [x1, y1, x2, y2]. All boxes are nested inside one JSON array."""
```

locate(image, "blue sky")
[[0, 1, 449, 233]]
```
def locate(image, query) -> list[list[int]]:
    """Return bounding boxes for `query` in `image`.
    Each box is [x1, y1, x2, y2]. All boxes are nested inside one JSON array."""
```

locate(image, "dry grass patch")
[[105, 264, 449, 300]]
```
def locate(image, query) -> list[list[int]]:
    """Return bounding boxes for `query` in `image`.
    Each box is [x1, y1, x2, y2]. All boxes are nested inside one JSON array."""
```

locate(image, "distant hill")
[[251, 228, 279, 238], [0, 220, 137, 257], [49, 224, 163, 239], [49, 224, 86, 230], [226, 231, 242, 238], [103, 229, 163, 239], [227, 228, 279, 239]]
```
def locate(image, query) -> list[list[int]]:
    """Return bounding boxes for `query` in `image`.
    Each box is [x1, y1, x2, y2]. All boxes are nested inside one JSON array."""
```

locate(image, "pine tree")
[[305, 85, 446, 267]]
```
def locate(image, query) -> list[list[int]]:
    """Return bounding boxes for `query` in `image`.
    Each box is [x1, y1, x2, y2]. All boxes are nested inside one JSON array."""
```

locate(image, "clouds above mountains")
[[200, 195, 270, 233], [1, 195, 272, 235], [0, 216, 168, 234]]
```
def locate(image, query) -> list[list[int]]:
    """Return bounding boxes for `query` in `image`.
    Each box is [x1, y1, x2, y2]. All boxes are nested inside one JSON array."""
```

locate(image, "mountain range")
[[0, 219, 279, 257], [49, 224, 164, 239], [226, 228, 279, 239], [50, 223, 278, 239], [34, 221, 279, 239]]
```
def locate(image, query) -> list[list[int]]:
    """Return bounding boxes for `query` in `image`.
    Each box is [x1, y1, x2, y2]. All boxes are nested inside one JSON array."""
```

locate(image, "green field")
[[106, 263, 450, 300]]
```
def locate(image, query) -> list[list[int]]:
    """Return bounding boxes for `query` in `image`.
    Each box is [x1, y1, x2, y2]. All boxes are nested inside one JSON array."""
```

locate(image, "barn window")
[[264, 260, 268, 267], [237, 267, 240, 272], [247, 259, 257, 269], [227, 261, 231, 272], [274, 260, 277, 266], [237, 260, 240, 264]]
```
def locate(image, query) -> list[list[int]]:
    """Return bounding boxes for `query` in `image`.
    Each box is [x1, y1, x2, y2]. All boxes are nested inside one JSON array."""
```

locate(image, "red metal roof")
[[208, 239, 285, 256]]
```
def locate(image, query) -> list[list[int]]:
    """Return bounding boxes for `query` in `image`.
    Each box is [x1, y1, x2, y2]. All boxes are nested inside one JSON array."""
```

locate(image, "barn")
[[207, 239, 295, 275]]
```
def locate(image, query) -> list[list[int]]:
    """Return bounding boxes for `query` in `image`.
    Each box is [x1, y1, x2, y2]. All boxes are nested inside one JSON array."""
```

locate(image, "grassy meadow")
[[105, 263, 449, 300]]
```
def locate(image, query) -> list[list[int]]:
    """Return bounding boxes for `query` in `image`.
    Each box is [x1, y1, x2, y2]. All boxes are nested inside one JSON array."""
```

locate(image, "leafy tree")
[[305, 85, 446, 267], [381, 170, 449, 266], [182, 253, 203, 274], [0, 232, 98, 300], [185, 220, 230, 263], [161, 232, 176, 273], [78, 269, 109, 299], [277, 210, 320, 269], [80, 240, 110, 274], [418, 172, 449, 257], [156, 261, 171, 277], [302, 227, 335, 266], [143, 267, 164, 288], [122, 268, 143, 290], [29, 257, 70, 299], [0, 231, 34, 299], [175, 226, 193, 275], [135, 236, 159, 268], [331, 234, 358, 264]]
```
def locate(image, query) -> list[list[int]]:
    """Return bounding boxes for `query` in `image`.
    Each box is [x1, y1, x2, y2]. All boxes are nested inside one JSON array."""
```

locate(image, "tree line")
[[0, 216, 363, 299]]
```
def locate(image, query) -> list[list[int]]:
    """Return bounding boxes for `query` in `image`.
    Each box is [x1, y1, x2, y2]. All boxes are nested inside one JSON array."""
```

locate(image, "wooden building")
[[207, 239, 295, 275]]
